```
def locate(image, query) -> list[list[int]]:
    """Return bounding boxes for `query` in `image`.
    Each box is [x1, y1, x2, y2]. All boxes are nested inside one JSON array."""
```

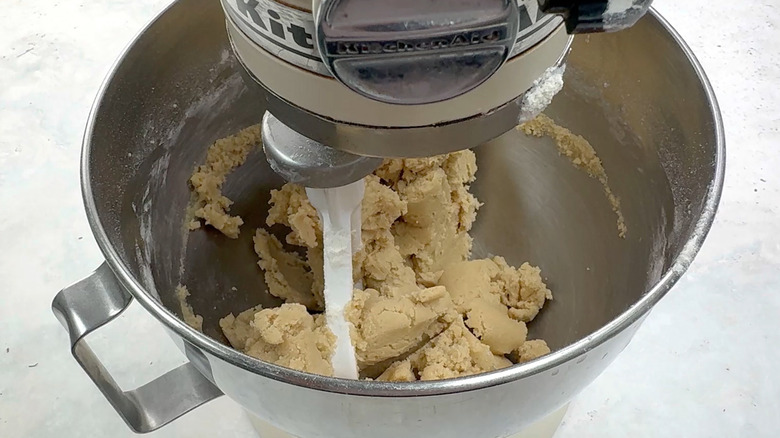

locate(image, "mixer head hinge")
[[538, 0, 653, 33]]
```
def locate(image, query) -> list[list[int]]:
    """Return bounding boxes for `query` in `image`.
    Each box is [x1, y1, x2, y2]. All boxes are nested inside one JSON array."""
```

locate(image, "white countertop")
[[0, 1, 777, 436]]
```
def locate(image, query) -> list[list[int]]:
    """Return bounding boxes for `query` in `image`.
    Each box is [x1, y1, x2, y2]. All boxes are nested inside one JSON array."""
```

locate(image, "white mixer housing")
[[220, 0, 574, 157]]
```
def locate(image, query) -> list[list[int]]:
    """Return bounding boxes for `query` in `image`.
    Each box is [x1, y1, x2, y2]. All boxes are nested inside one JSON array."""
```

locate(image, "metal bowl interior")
[[83, 0, 723, 395]]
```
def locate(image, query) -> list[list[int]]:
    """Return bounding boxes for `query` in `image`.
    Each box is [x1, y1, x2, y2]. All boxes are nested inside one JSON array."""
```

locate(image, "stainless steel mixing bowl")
[[52, 0, 724, 436]]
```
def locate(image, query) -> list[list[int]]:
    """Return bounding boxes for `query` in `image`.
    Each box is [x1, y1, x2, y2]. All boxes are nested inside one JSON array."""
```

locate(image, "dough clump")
[[189, 126, 555, 378], [519, 114, 626, 237], [220, 303, 336, 376], [378, 317, 512, 382], [346, 286, 457, 371], [188, 125, 261, 238], [175, 285, 203, 332]]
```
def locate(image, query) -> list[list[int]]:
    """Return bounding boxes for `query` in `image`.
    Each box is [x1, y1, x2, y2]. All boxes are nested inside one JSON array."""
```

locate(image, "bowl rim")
[[80, 2, 726, 397]]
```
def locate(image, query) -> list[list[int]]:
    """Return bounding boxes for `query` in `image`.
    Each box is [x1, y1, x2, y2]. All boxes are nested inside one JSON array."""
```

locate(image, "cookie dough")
[[175, 285, 203, 332], [253, 229, 321, 310], [378, 317, 513, 382], [346, 286, 457, 369], [188, 125, 261, 238], [380, 152, 479, 279], [438, 258, 552, 355], [220, 303, 335, 376], [519, 114, 627, 237], [187, 122, 561, 378]]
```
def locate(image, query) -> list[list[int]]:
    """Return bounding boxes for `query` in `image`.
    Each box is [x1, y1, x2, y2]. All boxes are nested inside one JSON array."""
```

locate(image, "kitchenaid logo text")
[[223, 0, 550, 73], [226, 0, 318, 53], [327, 28, 507, 56]]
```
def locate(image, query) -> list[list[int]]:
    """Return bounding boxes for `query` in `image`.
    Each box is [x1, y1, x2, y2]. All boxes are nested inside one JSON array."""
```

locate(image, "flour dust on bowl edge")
[[51, 1, 724, 437]]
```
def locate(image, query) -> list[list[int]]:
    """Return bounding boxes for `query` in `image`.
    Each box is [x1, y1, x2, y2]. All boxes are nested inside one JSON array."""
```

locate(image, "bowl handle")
[[51, 262, 223, 433]]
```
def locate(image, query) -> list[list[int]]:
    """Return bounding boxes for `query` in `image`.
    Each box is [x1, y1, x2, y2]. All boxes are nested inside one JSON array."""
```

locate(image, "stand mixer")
[[222, 0, 655, 386], [220, 0, 652, 187], [50, 1, 725, 436]]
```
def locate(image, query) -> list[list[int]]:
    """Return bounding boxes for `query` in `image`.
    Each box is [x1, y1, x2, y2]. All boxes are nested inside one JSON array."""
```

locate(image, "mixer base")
[[245, 404, 569, 438]]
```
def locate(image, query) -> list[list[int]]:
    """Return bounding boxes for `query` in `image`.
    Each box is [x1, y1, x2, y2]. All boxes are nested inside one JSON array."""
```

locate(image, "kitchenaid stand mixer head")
[[220, 0, 653, 187]]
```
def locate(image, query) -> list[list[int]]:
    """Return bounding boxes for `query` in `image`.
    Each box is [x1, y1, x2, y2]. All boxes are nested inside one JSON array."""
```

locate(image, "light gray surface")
[[0, 1, 776, 437]]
